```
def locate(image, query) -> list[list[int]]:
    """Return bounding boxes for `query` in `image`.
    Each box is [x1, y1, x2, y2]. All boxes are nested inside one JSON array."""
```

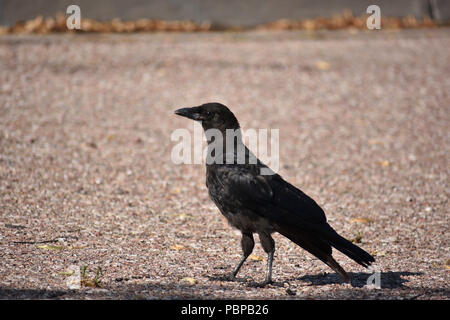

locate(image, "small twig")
[[13, 239, 59, 245], [12, 235, 79, 245], [5, 224, 27, 229]]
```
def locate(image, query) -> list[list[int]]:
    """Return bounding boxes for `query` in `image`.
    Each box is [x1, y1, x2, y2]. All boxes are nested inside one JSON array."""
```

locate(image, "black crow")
[[175, 102, 375, 285]]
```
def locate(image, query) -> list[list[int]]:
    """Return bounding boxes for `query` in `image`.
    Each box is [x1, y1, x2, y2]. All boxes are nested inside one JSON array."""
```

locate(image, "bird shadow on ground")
[[0, 287, 69, 299], [207, 268, 423, 289], [0, 270, 436, 300], [292, 271, 423, 289], [206, 274, 286, 288]]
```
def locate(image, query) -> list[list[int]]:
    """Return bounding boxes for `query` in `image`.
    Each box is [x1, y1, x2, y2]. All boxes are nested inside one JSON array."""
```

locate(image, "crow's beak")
[[174, 107, 205, 121]]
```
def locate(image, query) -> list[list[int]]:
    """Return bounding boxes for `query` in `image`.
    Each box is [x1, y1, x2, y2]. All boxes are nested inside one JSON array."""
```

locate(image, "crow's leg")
[[227, 232, 254, 280], [259, 232, 275, 285]]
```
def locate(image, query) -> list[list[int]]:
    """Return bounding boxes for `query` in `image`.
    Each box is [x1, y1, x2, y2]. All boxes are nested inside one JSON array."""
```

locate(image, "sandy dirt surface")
[[0, 29, 449, 299]]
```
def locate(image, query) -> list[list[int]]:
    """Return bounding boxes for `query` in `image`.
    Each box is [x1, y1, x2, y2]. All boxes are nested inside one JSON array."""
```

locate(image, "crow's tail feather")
[[276, 222, 375, 282], [322, 225, 375, 268], [275, 224, 351, 282]]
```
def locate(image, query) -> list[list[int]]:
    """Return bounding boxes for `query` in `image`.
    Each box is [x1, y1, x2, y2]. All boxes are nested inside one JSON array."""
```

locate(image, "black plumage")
[[175, 102, 375, 285]]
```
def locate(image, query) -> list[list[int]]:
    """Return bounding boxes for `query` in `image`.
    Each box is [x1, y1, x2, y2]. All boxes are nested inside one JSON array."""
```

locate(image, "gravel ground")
[[0, 29, 449, 300]]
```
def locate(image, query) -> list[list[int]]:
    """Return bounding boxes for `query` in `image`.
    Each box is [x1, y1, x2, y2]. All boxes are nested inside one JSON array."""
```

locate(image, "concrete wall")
[[0, 0, 448, 26]]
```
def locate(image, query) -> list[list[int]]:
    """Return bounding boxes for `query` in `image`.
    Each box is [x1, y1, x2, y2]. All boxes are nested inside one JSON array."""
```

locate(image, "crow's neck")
[[205, 127, 248, 165]]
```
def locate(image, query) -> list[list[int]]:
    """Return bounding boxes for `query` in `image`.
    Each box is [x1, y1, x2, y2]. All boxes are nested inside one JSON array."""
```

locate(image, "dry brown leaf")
[[316, 61, 331, 71], [445, 259, 450, 270], [350, 217, 373, 224], [177, 213, 187, 221], [378, 160, 390, 167], [2, 12, 439, 35], [180, 277, 196, 285], [249, 254, 265, 261], [370, 250, 386, 257], [368, 138, 384, 145], [350, 232, 362, 244], [81, 279, 98, 287], [171, 187, 181, 194], [170, 244, 186, 251]]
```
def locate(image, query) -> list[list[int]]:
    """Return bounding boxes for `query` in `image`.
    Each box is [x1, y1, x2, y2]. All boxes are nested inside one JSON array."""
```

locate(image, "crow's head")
[[175, 102, 240, 131]]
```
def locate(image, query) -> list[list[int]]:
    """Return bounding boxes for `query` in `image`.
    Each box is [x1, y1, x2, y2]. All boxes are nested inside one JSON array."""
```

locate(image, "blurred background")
[[0, 1, 449, 300], [0, 0, 449, 29]]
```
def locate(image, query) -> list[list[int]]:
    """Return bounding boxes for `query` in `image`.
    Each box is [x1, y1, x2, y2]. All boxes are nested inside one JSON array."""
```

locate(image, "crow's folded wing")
[[226, 171, 273, 204], [221, 168, 375, 268], [226, 170, 326, 225]]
